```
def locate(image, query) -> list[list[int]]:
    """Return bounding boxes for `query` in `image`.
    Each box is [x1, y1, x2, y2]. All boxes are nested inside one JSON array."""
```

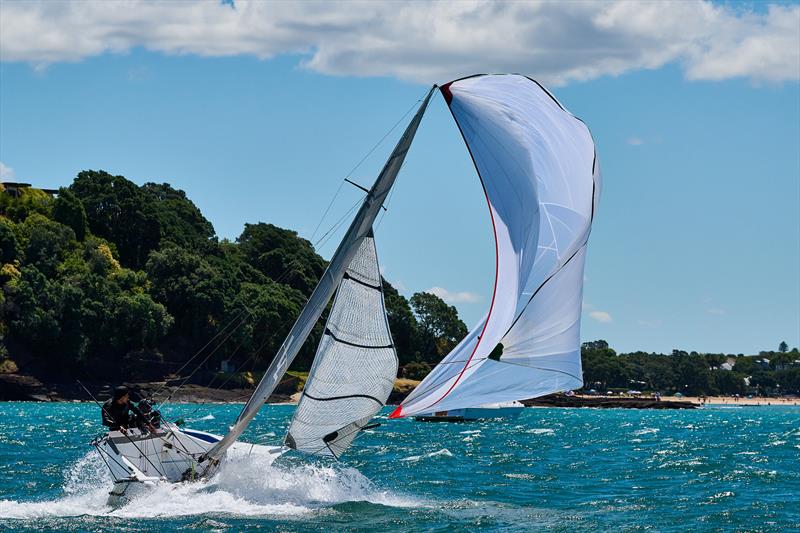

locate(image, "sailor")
[[101, 386, 140, 431], [135, 399, 162, 432]]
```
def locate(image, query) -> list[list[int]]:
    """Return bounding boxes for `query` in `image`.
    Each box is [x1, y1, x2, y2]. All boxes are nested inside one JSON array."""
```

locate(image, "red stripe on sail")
[[423, 191, 500, 410]]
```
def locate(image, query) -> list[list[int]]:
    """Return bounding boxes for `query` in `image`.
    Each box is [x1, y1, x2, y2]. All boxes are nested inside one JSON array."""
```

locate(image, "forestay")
[[393, 74, 601, 418], [285, 232, 397, 457], [201, 87, 435, 466]]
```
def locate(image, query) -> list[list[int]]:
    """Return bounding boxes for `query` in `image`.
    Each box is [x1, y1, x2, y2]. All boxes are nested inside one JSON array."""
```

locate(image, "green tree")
[[779, 341, 788, 353], [382, 280, 418, 364], [237, 223, 325, 295], [145, 244, 232, 345], [17, 214, 76, 277], [409, 291, 467, 363], [108, 293, 173, 351], [52, 188, 88, 241], [141, 182, 216, 250], [70, 170, 160, 268], [0, 220, 18, 263]]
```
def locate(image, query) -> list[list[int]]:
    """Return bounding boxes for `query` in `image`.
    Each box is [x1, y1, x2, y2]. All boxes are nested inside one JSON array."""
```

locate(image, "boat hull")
[[414, 401, 525, 422], [95, 423, 285, 506]]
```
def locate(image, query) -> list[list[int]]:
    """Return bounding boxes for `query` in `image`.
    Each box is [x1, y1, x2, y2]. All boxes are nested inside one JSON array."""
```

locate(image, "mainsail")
[[285, 232, 397, 457], [392, 74, 601, 418], [201, 87, 435, 465]]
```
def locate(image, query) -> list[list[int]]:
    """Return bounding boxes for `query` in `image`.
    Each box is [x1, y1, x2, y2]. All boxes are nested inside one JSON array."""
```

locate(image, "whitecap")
[[402, 449, 453, 463], [0, 447, 418, 520]]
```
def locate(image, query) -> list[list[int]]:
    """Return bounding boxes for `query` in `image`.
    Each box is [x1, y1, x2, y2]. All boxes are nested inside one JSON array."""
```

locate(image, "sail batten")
[[397, 74, 600, 418]]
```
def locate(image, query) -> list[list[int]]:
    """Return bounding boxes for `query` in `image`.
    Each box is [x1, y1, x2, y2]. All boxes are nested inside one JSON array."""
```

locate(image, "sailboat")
[[94, 74, 600, 504]]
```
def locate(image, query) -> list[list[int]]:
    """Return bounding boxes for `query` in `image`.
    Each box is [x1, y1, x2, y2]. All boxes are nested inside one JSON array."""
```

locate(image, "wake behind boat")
[[91, 74, 601, 503]]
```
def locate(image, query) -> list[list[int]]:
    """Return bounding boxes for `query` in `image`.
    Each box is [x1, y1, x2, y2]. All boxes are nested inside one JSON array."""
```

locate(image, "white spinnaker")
[[394, 74, 600, 418], [285, 234, 397, 457]]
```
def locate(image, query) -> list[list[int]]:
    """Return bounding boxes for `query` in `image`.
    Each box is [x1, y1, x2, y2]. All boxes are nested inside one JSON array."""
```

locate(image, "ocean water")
[[0, 403, 798, 532]]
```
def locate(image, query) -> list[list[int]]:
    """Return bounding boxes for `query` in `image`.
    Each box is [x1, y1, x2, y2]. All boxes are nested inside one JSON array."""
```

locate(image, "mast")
[[201, 86, 435, 465]]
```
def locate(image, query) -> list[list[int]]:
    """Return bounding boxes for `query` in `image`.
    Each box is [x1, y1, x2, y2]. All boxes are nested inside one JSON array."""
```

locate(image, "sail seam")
[[505, 242, 587, 333], [324, 328, 394, 350], [343, 271, 382, 291], [302, 391, 385, 405]]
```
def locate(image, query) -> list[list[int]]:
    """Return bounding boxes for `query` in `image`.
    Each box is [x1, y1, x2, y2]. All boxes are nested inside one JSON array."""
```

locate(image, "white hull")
[[94, 423, 284, 506], [414, 401, 525, 422]]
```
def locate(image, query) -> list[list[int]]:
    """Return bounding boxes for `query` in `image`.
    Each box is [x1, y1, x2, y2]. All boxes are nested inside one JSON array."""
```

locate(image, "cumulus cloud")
[[0, 162, 14, 181], [426, 286, 480, 304], [707, 308, 726, 315], [589, 310, 613, 323], [0, 1, 797, 85]]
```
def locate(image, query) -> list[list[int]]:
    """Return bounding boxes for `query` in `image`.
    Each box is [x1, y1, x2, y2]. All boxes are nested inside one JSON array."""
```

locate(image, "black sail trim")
[[303, 391, 385, 405], [343, 271, 382, 291], [324, 328, 393, 349]]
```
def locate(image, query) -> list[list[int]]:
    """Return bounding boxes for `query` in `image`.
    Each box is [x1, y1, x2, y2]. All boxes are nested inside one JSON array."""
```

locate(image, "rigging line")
[[179, 339, 258, 421], [187, 317, 297, 417], [94, 443, 133, 479], [149, 307, 249, 402], [309, 89, 427, 250], [310, 180, 346, 243], [77, 379, 166, 477], [157, 311, 252, 409], [341, 93, 428, 185], [312, 195, 365, 251]]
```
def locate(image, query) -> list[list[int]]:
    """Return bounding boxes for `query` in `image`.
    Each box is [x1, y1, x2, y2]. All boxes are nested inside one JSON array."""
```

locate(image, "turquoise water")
[[0, 403, 798, 532]]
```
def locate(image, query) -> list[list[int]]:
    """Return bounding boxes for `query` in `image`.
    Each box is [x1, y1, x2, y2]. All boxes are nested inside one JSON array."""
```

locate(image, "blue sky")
[[1, 1, 798, 355]]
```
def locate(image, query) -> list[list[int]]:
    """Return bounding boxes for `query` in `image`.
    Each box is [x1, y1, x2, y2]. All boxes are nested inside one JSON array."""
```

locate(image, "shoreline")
[[1, 373, 797, 408]]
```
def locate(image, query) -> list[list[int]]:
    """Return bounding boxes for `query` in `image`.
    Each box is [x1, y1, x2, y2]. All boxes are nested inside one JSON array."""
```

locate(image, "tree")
[[382, 280, 418, 364], [0, 220, 18, 264], [141, 182, 216, 250], [70, 170, 160, 268], [52, 188, 88, 241], [237, 223, 326, 295], [779, 341, 788, 353], [18, 214, 76, 277], [409, 291, 467, 363], [145, 244, 232, 345]]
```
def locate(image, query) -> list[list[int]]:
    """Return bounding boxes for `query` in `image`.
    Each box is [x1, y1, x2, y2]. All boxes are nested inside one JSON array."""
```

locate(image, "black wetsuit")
[[101, 399, 140, 430], [136, 407, 162, 430]]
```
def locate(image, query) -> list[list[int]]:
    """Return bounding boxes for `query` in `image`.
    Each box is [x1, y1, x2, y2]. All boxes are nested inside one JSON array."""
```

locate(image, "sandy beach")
[[687, 396, 800, 406], [585, 395, 800, 407]]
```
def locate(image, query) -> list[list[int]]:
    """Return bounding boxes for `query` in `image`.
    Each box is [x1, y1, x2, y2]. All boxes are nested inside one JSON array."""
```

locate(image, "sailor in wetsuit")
[[101, 386, 141, 431], [135, 399, 162, 433]]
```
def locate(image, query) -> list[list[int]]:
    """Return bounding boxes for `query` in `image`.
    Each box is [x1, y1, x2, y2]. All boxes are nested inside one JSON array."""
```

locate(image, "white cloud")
[[0, 162, 14, 181], [1, 1, 797, 85], [589, 310, 613, 323], [426, 286, 480, 304], [627, 137, 644, 146], [707, 308, 726, 315]]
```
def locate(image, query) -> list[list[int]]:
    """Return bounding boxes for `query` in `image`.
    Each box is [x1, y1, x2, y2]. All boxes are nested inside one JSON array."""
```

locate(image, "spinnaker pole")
[[200, 86, 435, 466]]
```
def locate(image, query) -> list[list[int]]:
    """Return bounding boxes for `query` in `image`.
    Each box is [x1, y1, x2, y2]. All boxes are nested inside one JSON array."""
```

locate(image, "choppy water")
[[0, 403, 798, 532]]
